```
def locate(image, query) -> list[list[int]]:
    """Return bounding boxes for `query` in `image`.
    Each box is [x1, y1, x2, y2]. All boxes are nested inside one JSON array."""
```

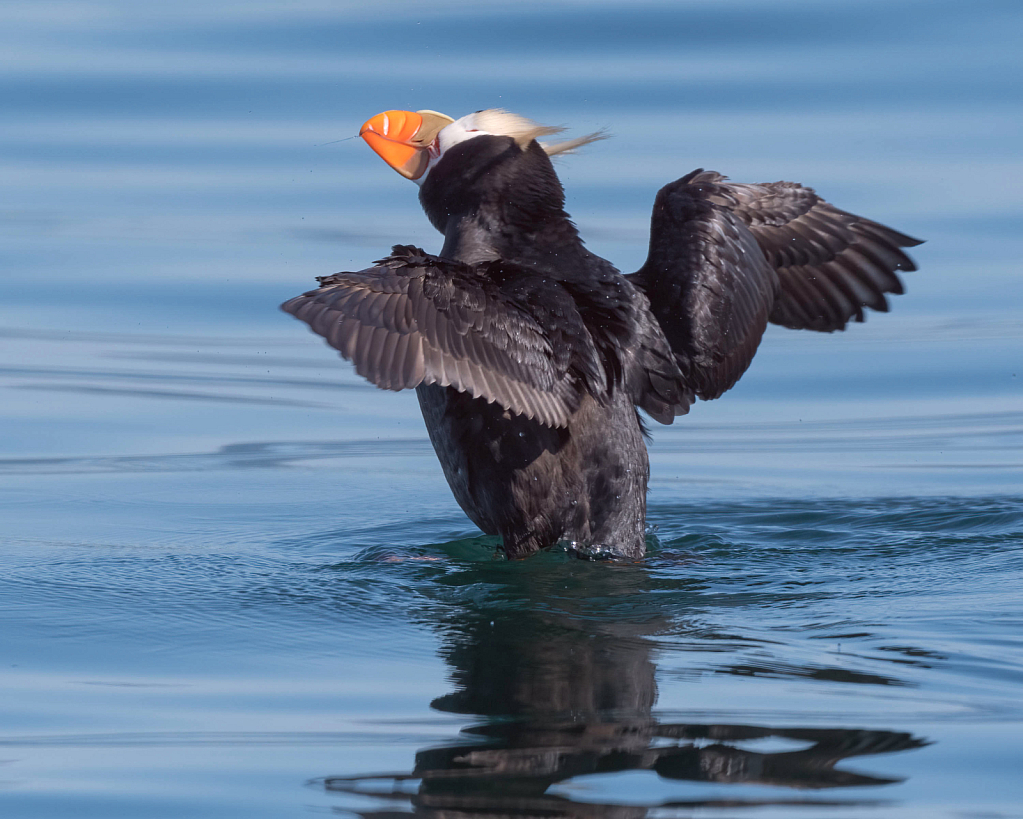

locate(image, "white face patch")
[[437, 112, 493, 151], [414, 113, 492, 186], [413, 109, 603, 186]]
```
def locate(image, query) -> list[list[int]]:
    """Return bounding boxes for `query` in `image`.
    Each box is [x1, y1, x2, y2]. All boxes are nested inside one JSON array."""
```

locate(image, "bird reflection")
[[320, 554, 927, 815]]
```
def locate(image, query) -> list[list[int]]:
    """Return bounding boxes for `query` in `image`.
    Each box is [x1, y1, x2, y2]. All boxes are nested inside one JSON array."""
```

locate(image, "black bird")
[[282, 108, 921, 559]]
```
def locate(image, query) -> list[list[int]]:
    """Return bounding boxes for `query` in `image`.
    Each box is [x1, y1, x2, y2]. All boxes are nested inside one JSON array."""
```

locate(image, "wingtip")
[[280, 295, 305, 316]]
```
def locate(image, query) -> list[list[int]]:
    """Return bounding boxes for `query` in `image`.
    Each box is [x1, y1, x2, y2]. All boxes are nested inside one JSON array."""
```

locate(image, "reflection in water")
[[320, 559, 927, 815]]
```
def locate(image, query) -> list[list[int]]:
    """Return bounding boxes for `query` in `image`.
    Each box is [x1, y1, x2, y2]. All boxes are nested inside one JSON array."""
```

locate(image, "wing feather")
[[281, 247, 596, 427], [630, 171, 778, 401], [721, 176, 921, 331], [630, 169, 922, 399]]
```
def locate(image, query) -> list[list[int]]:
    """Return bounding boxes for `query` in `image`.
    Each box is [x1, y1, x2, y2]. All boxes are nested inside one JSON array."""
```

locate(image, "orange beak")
[[359, 109, 454, 180]]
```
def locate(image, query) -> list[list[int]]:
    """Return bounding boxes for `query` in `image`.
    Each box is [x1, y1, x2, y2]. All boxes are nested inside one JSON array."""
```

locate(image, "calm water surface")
[[2, 1, 1022, 817]]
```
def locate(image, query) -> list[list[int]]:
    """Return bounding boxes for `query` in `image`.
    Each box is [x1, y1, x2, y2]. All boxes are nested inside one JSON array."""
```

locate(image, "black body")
[[282, 134, 921, 558]]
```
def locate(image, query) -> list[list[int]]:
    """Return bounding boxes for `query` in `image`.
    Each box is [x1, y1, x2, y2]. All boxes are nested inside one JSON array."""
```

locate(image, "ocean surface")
[[2, 1, 1022, 816]]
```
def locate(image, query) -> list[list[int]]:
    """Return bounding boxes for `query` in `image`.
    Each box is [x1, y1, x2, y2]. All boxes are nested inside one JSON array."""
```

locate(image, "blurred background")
[[2, 0, 1020, 486], [1, 2, 1021, 818]]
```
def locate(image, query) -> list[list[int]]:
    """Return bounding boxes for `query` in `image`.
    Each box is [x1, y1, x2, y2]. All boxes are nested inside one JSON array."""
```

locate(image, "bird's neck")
[[439, 209, 590, 273], [419, 137, 593, 274]]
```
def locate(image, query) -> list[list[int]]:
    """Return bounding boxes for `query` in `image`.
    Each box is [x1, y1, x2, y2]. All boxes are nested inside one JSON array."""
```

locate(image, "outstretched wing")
[[692, 170, 923, 332], [281, 246, 600, 428], [629, 169, 922, 401], [629, 173, 779, 401]]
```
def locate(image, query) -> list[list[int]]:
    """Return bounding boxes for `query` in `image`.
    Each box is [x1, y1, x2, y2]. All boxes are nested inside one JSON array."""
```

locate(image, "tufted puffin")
[[282, 108, 922, 559]]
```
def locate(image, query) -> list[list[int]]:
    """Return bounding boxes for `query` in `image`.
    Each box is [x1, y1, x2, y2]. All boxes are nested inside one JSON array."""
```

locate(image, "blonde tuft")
[[472, 109, 608, 154], [541, 129, 610, 156]]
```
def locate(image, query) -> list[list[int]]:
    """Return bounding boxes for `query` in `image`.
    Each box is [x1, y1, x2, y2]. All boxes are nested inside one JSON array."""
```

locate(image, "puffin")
[[282, 108, 921, 559]]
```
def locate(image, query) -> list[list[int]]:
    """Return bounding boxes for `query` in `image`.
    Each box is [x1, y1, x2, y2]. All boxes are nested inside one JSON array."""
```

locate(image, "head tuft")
[[541, 128, 610, 156], [471, 109, 608, 154]]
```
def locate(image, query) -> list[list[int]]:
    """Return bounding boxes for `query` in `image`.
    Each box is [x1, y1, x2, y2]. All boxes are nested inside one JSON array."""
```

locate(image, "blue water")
[[2, 1, 1022, 816]]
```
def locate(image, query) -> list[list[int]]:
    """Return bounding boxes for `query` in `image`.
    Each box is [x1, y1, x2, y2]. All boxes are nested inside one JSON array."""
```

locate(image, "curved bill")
[[359, 109, 454, 180]]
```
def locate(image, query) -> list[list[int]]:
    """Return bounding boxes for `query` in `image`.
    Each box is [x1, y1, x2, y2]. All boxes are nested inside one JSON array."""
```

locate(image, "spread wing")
[[629, 169, 922, 401], [693, 170, 923, 332], [280, 246, 603, 428], [629, 173, 779, 401]]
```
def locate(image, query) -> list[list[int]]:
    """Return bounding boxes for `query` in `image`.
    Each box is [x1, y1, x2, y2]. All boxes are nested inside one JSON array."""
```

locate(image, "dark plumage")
[[282, 110, 921, 559]]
